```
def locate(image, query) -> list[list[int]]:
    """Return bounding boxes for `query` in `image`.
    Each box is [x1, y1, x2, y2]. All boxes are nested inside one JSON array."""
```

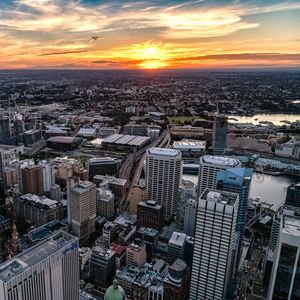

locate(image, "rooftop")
[[173, 139, 206, 150], [138, 201, 162, 210], [20, 194, 59, 208], [26, 220, 68, 244], [201, 155, 241, 167], [147, 147, 181, 157], [47, 136, 82, 144], [102, 134, 150, 146], [137, 227, 159, 237], [72, 181, 95, 193], [283, 215, 300, 237], [0, 231, 77, 282], [110, 243, 126, 256], [118, 264, 140, 281], [201, 189, 239, 206], [169, 232, 186, 247], [93, 175, 127, 186]]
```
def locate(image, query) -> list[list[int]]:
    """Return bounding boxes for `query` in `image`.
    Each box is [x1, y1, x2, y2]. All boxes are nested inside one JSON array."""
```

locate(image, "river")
[[228, 113, 300, 126], [183, 173, 296, 211]]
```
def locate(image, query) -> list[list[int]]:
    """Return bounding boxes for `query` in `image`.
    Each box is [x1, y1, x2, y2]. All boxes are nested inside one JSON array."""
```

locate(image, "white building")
[[197, 155, 241, 197], [67, 179, 97, 245], [0, 231, 79, 300], [267, 213, 300, 299], [183, 198, 198, 236], [146, 148, 182, 218], [190, 190, 239, 300], [38, 160, 53, 192]]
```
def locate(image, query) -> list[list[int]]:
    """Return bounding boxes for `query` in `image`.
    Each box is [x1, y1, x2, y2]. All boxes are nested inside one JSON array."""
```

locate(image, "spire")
[[11, 223, 21, 254]]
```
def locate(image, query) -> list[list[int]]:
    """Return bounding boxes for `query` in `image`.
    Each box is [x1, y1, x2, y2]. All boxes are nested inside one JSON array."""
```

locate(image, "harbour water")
[[183, 173, 296, 211], [228, 113, 300, 126]]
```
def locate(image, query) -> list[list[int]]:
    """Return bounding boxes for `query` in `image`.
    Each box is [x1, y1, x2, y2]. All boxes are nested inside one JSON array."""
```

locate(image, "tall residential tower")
[[197, 155, 241, 197], [146, 148, 182, 218]]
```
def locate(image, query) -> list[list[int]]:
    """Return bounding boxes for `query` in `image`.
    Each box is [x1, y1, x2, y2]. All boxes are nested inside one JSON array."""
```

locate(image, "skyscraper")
[[268, 213, 300, 299], [38, 160, 53, 192], [183, 198, 198, 236], [68, 180, 97, 245], [0, 116, 10, 143], [197, 155, 241, 197], [0, 231, 79, 300], [190, 189, 239, 300], [212, 114, 228, 155], [22, 165, 44, 195], [146, 148, 182, 218], [285, 183, 300, 209], [217, 167, 253, 266]]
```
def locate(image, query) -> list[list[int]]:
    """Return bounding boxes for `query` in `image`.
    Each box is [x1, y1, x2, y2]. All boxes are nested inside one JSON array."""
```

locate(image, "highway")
[[24, 139, 46, 157], [119, 129, 171, 211]]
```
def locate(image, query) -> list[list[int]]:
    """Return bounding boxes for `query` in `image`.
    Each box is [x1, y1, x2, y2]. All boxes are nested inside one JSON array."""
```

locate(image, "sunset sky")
[[0, 0, 300, 69]]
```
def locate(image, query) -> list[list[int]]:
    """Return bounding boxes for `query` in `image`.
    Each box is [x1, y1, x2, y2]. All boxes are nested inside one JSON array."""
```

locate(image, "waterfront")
[[183, 173, 296, 211], [228, 113, 300, 126]]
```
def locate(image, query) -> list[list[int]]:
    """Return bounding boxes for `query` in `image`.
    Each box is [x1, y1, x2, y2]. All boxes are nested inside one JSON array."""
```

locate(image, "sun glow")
[[132, 42, 169, 69]]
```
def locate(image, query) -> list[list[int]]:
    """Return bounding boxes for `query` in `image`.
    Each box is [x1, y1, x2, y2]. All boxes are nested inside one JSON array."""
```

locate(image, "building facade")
[[68, 180, 97, 245], [22, 165, 44, 195], [0, 231, 79, 300], [216, 167, 253, 267], [137, 201, 164, 231], [146, 148, 182, 218], [212, 114, 228, 155], [197, 155, 241, 197], [268, 214, 300, 299], [190, 190, 239, 300]]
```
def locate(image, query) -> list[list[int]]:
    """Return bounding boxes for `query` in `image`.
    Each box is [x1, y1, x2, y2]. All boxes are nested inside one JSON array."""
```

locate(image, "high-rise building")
[[22, 165, 44, 195], [285, 183, 300, 209], [146, 148, 182, 218], [68, 180, 97, 245], [0, 231, 79, 300], [0, 116, 10, 143], [197, 155, 241, 197], [96, 186, 115, 219], [176, 180, 197, 232], [50, 183, 61, 201], [212, 114, 228, 155], [183, 198, 198, 236], [38, 160, 53, 192], [89, 246, 116, 289], [269, 213, 281, 249], [190, 190, 239, 300], [137, 200, 164, 231], [268, 213, 300, 300], [217, 167, 253, 266]]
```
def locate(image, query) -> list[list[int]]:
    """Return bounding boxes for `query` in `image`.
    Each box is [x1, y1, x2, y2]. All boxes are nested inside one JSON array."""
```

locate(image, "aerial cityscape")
[[0, 1, 300, 300]]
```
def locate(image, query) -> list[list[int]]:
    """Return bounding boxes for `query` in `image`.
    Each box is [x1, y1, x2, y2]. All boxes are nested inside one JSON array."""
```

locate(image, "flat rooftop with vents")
[[0, 231, 77, 282]]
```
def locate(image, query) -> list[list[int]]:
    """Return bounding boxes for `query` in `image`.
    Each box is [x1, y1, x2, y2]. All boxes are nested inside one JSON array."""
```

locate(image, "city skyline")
[[0, 0, 300, 69]]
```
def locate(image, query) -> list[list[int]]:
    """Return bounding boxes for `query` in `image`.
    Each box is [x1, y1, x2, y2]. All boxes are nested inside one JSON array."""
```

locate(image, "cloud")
[[171, 53, 300, 61], [38, 50, 89, 56], [0, 0, 261, 39]]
